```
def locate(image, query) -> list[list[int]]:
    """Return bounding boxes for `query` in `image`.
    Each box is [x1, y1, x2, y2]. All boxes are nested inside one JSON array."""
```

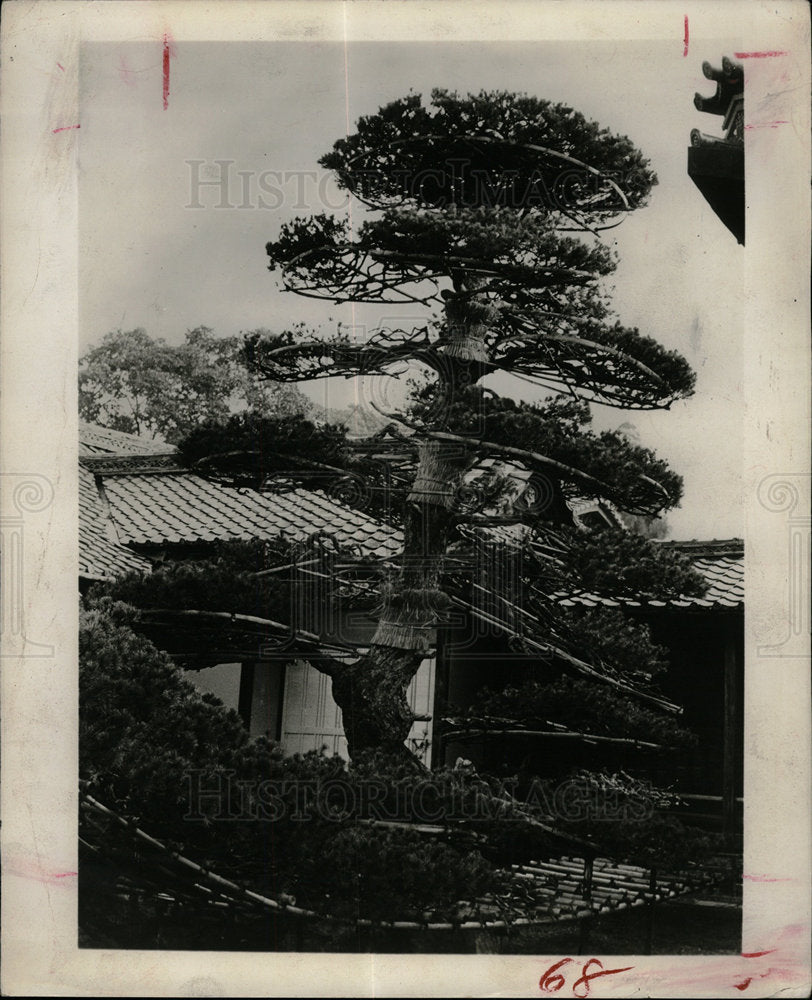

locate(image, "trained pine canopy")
[[256, 90, 694, 410]]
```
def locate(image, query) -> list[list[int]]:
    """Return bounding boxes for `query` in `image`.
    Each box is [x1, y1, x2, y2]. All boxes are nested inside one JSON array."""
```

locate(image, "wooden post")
[[577, 916, 590, 955], [583, 855, 594, 904], [722, 630, 737, 842], [577, 855, 594, 955], [644, 868, 657, 955], [237, 661, 255, 730], [430, 629, 449, 769]]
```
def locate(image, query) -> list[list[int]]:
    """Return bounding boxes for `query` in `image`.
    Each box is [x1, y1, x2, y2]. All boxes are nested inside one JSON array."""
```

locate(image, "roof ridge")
[[80, 453, 183, 474], [79, 421, 177, 456], [657, 538, 743, 556]]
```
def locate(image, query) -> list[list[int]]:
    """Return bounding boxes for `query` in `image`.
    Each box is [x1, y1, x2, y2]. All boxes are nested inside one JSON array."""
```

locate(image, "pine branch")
[[448, 595, 681, 714], [137, 608, 358, 670], [370, 403, 628, 504]]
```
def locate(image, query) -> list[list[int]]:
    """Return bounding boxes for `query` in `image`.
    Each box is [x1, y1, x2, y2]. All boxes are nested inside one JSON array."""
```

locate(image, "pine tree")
[[241, 90, 697, 764]]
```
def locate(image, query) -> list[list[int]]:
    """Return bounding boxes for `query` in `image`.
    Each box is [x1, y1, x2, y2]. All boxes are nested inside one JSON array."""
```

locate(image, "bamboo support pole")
[[81, 791, 691, 935]]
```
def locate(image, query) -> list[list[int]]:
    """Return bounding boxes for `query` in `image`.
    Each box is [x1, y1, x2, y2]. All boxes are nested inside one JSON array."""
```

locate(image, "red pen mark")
[[6, 860, 78, 885], [52, 124, 80, 133], [539, 958, 633, 997], [744, 873, 792, 882], [733, 950, 782, 990], [683, 16, 689, 57], [734, 51, 787, 59], [744, 121, 789, 130], [573, 960, 635, 998], [57, 62, 65, 72], [162, 33, 171, 109]]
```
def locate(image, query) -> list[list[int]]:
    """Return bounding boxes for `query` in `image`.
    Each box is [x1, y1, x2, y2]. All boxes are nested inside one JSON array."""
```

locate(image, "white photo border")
[[1, 1, 810, 995]]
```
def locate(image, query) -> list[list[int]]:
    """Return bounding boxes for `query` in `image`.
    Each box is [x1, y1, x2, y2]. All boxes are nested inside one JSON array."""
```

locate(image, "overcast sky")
[[79, 38, 744, 541]]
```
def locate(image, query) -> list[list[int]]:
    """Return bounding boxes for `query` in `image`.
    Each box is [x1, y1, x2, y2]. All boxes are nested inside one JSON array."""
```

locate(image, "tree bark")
[[330, 646, 426, 763], [329, 441, 472, 762]]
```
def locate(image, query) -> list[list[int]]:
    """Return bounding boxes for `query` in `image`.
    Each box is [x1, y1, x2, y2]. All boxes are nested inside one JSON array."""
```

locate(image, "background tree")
[[79, 326, 312, 444], [241, 89, 697, 763]]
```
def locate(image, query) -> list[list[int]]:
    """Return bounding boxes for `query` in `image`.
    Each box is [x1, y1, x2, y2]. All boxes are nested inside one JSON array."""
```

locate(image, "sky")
[[79, 37, 744, 541]]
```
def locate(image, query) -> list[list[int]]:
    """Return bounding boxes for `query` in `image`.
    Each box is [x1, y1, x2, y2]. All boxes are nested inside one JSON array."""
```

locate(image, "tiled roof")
[[77, 425, 743, 609], [79, 422, 176, 457], [673, 540, 744, 608], [507, 855, 707, 923], [79, 466, 153, 581], [100, 471, 402, 561], [558, 538, 743, 612], [78, 423, 401, 574]]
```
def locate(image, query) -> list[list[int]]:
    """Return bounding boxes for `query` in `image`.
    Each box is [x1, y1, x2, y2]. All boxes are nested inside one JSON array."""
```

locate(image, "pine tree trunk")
[[329, 646, 426, 764], [329, 292, 492, 763], [329, 442, 470, 763]]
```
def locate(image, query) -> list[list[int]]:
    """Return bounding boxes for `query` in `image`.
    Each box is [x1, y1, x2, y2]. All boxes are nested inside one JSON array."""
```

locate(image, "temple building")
[[688, 56, 745, 244]]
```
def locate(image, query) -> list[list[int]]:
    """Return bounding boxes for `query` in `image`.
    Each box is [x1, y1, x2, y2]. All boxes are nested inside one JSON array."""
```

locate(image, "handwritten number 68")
[[539, 958, 634, 998]]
